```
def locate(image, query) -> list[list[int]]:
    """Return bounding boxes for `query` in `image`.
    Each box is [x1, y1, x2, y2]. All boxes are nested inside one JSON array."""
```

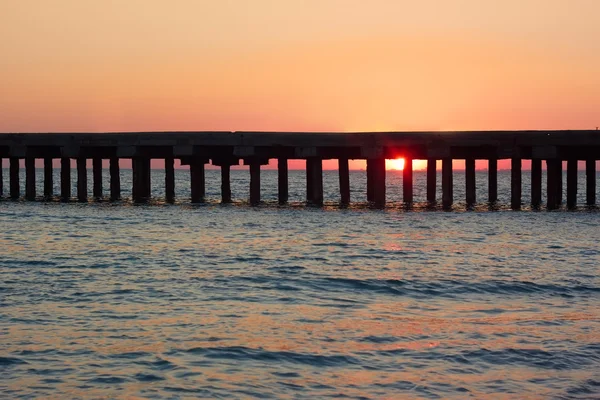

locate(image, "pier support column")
[[306, 159, 314, 203], [9, 158, 19, 199], [339, 158, 350, 205], [221, 164, 232, 204], [372, 158, 386, 208], [44, 158, 53, 198], [249, 161, 261, 206], [93, 157, 102, 199], [586, 159, 596, 206], [366, 159, 374, 202], [531, 159, 542, 208], [426, 159, 436, 203], [25, 157, 35, 201], [546, 159, 559, 210], [557, 161, 563, 206], [77, 157, 87, 202], [488, 159, 498, 203], [164, 157, 174, 203], [110, 157, 121, 201], [0, 159, 2, 197], [278, 158, 288, 204], [442, 158, 453, 209], [465, 158, 476, 207], [307, 158, 323, 206], [403, 158, 413, 204], [511, 157, 522, 210], [60, 158, 70, 201], [133, 157, 151, 203], [190, 162, 205, 203], [567, 159, 577, 209]]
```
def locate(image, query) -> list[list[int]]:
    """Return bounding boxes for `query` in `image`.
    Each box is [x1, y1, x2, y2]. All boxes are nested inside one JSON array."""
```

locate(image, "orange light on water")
[[387, 158, 405, 170]]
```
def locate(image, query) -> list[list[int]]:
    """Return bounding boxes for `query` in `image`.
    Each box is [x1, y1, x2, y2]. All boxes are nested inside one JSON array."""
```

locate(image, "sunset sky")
[[1, 1, 599, 169]]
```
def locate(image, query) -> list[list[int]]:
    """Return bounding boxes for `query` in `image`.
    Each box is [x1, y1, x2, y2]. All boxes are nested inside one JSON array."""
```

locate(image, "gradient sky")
[[1, 1, 599, 169]]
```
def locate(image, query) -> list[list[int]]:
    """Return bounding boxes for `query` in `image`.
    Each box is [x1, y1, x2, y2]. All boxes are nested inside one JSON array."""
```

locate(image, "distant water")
[[1, 170, 599, 399]]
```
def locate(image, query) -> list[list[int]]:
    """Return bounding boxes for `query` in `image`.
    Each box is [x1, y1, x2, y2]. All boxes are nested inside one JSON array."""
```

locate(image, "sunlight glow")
[[387, 158, 405, 171]]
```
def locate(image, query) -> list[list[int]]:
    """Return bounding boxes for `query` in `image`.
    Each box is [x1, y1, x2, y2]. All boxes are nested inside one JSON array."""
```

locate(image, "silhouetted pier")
[[1, 131, 598, 209]]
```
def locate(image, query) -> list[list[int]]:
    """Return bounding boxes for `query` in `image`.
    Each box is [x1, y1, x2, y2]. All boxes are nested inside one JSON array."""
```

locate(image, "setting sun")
[[387, 158, 405, 170]]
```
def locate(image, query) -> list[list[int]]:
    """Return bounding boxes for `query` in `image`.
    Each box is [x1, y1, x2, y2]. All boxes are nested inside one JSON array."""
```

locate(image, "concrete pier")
[[488, 159, 498, 203], [278, 158, 288, 204], [442, 158, 453, 209], [221, 164, 232, 203], [372, 158, 386, 208], [547, 159, 560, 210], [306, 158, 323, 206], [567, 159, 577, 209], [426, 159, 436, 203], [531, 159, 542, 208], [249, 161, 260, 205], [110, 157, 121, 201], [44, 158, 53, 198], [93, 157, 102, 199], [10, 158, 19, 199], [403, 158, 413, 204], [366, 159, 374, 202], [465, 158, 476, 206], [587, 159, 596, 206], [25, 157, 35, 201], [511, 157, 522, 210], [338, 158, 350, 205], [77, 157, 87, 202], [0, 130, 597, 209], [60, 158, 70, 201]]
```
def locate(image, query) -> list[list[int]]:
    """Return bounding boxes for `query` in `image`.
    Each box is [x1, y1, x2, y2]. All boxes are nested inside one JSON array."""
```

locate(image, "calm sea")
[[1, 169, 599, 399]]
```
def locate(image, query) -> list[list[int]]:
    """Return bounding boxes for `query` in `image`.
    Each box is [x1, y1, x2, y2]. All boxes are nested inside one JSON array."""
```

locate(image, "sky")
[[1, 0, 599, 170]]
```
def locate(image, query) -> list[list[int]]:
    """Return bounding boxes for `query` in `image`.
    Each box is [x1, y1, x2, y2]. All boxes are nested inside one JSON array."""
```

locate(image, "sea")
[[1, 168, 599, 399]]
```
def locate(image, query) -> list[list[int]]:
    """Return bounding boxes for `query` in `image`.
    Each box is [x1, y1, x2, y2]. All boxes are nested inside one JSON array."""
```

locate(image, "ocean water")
[[1, 169, 599, 399]]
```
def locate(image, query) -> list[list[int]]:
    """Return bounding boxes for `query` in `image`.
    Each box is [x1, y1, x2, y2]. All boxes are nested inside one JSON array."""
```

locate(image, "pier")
[[0, 130, 598, 209]]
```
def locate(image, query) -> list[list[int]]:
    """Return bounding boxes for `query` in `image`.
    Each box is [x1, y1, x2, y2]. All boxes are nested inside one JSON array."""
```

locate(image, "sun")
[[386, 158, 405, 170]]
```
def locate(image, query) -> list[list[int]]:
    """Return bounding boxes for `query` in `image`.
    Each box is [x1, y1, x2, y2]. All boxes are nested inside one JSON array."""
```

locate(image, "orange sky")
[[1, 1, 599, 170]]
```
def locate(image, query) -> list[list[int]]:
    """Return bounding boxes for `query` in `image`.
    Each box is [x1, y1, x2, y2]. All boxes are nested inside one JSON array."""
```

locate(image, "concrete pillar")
[[93, 157, 102, 199], [278, 158, 288, 204], [133, 157, 151, 203], [43, 158, 53, 198], [586, 159, 596, 206], [221, 164, 232, 203], [25, 157, 35, 201], [488, 159, 498, 203], [249, 161, 260, 205], [0, 158, 2, 197], [164, 157, 174, 203], [339, 158, 350, 205], [366, 159, 374, 202], [372, 158, 386, 208], [110, 157, 121, 201], [567, 159, 577, 209], [77, 157, 87, 202], [465, 158, 476, 206], [189, 162, 205, 203], [557, 161, 563, 205], [10, 158, 20, 199], [60, 158, 71, 201], [306, 159, 314, 203], [307, 158, 323, 206], [511, 158, 522, 210], [403, 158, 413, 204], [531, 159, 542, 208], [426, 159, 436, 203], [442, 158, 453, 209], [546, 159, 559, 210]]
